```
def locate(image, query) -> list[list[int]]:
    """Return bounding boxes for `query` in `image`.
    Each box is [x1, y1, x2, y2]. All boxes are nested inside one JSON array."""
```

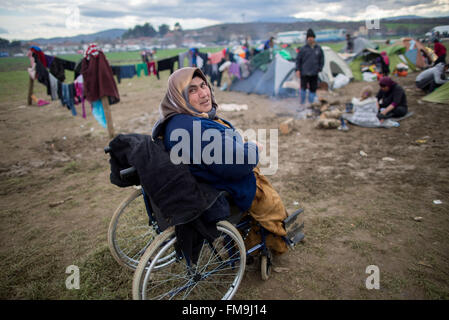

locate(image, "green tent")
[[250, 50, 271, 72], [349, 45, 417, 81], [350, 56, 368, 81], [278, 49, 292, 61], [422, 82, 449, 104], [349, 49, 381, 81], [384, 45, 416, 72]]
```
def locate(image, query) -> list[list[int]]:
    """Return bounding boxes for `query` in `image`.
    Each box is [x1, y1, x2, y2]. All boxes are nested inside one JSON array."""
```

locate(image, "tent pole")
[[101, 96, 115, 138], [27, 77, 34, 105]]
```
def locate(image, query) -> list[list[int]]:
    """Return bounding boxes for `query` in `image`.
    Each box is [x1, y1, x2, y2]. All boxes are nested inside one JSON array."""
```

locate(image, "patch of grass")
[[63, 161, 80, 174], [0, 176, 27, 195], [88, 161, 104, 173], [377, 271, 407, 296], [0, 244, 64, 299], [62, 246, 133, 300], [48, 207, 63, 217], [343, 239, 375, 258], [0, 208, 24, 225], [407, 266, 449, 299]]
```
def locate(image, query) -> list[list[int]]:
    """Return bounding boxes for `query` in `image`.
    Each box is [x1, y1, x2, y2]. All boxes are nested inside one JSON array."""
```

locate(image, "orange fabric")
[[212, 119, 289, 254], [245, 167, 289, 255], [214, 118, 230, 128]]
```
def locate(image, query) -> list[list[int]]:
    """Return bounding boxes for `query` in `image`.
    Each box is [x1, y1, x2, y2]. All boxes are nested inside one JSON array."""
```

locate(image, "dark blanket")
[[108, 133, 230, 264]]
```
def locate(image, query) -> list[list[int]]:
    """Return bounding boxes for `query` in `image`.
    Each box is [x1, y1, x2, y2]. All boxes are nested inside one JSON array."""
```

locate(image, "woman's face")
[[380, 85, 390, 92], [307, 37, 315, 46], [187, 76, 212, 113]]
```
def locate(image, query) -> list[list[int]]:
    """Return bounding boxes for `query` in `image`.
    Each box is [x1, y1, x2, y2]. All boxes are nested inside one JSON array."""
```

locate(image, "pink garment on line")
[[209, 51, 225, 65], [74, 77, 86, 118]]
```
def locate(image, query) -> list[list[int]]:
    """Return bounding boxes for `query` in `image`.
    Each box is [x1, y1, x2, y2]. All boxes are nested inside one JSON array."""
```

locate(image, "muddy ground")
[[0, 71, 448, 299]]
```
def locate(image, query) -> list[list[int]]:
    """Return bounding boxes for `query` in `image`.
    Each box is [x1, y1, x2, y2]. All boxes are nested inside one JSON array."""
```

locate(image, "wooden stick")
[[101, 96, 115, 138], [27, 77, 34, 105]]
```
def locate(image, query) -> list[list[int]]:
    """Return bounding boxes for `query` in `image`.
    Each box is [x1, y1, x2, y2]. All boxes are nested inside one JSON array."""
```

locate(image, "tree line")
[[122, 22, 183, 39]]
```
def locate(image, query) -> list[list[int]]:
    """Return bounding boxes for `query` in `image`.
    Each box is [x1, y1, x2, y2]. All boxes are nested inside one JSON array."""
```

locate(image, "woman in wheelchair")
[[152, 67, 289, 255]]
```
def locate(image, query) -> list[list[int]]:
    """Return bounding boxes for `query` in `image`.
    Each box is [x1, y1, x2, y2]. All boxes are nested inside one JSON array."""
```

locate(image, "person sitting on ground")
[[151, 67, 290, 255], [347, 86, 381, 127], [376, 76, 408, 121], [415, 62, 449, 93], [433, 38, 447, 66]]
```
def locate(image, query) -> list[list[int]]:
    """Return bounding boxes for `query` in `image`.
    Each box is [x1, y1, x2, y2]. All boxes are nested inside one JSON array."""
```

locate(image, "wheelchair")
[[105, 146, 305, 300]]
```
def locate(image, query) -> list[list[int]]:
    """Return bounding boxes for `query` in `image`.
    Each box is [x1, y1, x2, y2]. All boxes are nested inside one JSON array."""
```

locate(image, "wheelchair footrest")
[[284, 208, 304, 229], [286, 222, 305, 246]]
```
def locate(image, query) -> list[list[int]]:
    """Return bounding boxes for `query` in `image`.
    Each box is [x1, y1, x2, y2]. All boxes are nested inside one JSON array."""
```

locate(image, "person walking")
[[295, 28, 324, 107]]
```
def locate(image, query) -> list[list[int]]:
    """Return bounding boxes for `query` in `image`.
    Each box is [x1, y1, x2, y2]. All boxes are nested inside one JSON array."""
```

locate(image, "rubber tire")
[[260, 254, 271, 281], [132, 220, 246, 300], [108, 188, 156, 270]]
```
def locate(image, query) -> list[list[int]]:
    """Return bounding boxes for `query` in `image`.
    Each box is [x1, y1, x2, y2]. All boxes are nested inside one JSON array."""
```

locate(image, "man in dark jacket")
[[346, 34, 354, 53], [295, 28, 324, 106]]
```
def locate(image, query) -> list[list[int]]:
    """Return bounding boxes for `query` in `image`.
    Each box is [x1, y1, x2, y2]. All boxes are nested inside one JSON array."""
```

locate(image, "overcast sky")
[[1, 0, 448, 40]]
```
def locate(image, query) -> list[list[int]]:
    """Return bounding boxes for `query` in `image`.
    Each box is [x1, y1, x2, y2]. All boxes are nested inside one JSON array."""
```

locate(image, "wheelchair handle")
[[104, 146, 138, 180], [120, 166, 137, 180]]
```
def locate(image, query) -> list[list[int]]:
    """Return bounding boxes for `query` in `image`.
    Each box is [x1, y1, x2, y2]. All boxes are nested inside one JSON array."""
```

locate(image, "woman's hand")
[[382, 104, 395, 115]]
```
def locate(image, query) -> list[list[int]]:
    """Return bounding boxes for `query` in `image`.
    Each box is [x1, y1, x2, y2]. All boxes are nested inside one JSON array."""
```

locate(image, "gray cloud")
[[1, 0, 448, 40], [77, 0, 443, 22], [41, 22, 65, 28], [79, 7, 128, 19]]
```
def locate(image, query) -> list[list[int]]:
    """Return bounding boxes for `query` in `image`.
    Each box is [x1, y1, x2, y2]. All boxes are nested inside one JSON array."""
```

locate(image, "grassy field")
[[0, 47, 226, 105], [0, 39, 446, 109]]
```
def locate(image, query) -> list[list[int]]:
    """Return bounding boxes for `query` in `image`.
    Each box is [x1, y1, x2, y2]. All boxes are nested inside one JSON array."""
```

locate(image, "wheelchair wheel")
[[132, 220, 246, 300], [260, 251, 272, 281], [108, 188, 158, 270]]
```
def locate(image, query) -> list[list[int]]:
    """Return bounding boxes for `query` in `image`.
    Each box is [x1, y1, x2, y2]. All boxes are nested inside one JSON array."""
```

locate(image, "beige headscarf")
[[152, 67, 218, 138], [159, 67, 218, 119]]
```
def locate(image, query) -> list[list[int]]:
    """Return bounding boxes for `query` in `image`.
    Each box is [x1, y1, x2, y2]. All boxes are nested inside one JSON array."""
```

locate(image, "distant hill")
[[255, 17, 314, 23], [384, 15, 424, 21], [31, 28, 126, 45], [188, 16, 449, 41], [25, 15, 449, 45]]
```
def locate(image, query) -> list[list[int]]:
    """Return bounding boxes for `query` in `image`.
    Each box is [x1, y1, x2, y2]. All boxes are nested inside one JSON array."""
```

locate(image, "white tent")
[[319, 46, 353, 88], [230, 53, 297, 97], [230, 48, 353, 96]]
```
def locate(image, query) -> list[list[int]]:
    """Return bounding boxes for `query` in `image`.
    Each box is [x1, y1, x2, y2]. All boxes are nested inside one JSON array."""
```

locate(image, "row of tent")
[[345, 37, 438, 81], [227, 37, 448, 104], [229, 46, 353, 97], [344, 37, 447, 104]]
